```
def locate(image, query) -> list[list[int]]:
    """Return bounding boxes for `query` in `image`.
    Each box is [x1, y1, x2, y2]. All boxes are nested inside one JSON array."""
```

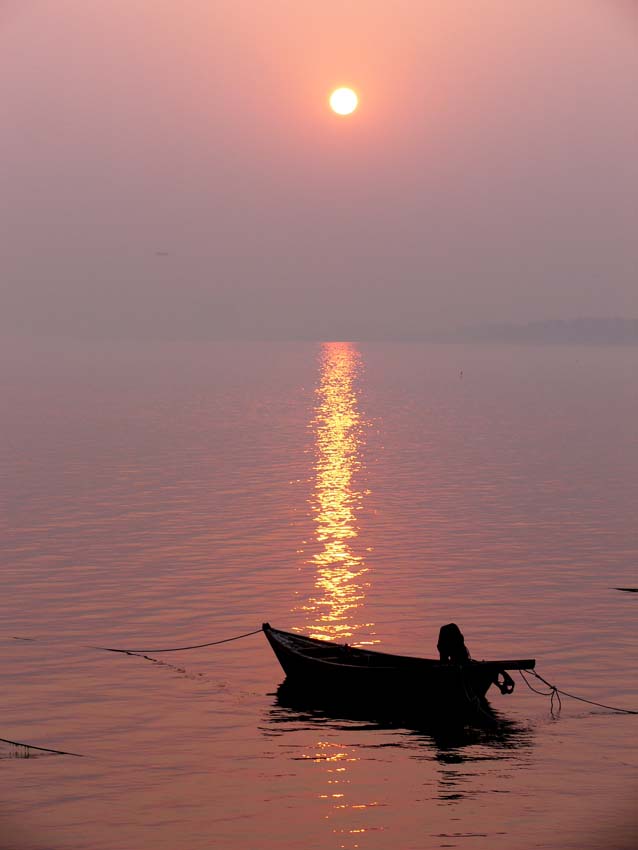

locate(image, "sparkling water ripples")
[[1, 339, 636, 850]]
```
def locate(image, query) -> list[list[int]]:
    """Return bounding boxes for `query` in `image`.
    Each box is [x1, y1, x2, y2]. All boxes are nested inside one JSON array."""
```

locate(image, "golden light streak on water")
[[296, 342, 375, 642], [304, 740, 383, 843]]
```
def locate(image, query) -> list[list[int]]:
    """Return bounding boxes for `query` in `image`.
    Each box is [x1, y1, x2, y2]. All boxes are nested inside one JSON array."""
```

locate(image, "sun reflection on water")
[[302, 741, 383, 845], [295, 342, 375, 643]]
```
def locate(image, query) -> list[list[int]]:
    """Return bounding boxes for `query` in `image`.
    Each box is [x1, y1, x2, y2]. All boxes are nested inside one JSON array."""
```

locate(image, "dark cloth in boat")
[[437, 623, 471, 664]]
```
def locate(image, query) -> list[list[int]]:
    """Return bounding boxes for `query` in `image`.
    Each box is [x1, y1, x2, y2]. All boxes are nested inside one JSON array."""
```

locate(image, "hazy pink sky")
[[2, 1, 637, 339]]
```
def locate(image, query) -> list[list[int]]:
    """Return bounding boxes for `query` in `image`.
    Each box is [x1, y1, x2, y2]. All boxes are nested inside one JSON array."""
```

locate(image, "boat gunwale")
[[262, 623, 535, 672]]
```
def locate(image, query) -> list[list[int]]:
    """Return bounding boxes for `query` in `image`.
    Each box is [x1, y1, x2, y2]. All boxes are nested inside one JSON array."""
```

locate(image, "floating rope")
[[0, 736, 84, 757], [92, 627, 263, 655], [520, 668, 637, 716]]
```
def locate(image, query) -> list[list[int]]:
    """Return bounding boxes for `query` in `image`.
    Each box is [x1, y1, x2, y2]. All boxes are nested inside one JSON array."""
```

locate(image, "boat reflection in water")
[[271, 679, 532, 745], [294, 342, 375, 644]]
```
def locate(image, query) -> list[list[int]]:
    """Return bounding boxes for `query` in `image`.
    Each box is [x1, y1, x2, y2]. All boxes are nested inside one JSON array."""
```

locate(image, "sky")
[[1, 1, 637, 340]]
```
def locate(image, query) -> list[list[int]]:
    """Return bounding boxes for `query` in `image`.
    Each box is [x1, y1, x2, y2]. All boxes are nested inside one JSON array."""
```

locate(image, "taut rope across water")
[[91, 628, 263, 654]]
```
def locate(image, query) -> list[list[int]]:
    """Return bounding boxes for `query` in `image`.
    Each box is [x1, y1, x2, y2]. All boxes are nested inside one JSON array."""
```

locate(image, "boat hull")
[[263, 623, 534, 718]]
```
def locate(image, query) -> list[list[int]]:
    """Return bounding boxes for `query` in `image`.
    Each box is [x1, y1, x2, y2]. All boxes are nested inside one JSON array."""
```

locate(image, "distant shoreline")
[[2, 318, 637, 346], [446, 318, 638, 346]]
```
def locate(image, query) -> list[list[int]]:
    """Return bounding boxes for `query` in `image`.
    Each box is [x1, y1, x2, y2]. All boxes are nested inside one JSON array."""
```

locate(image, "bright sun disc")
[[329, 87, 358, 115]]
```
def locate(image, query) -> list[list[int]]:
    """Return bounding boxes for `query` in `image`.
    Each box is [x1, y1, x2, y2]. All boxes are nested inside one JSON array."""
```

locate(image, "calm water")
[[1, 339, 636, 850]]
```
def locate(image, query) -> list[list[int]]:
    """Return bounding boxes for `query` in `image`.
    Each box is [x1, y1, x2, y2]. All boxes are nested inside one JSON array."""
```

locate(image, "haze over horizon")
[[2, 1, 637, 342]]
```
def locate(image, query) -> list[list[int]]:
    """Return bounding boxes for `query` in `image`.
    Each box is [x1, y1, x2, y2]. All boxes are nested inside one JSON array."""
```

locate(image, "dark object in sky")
[[262, 623, 532, 718], [614, 587, 638, 593]]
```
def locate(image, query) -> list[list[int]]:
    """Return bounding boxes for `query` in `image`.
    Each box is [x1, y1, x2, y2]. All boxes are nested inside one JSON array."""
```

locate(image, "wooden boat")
[[263, 623, 535, 717]]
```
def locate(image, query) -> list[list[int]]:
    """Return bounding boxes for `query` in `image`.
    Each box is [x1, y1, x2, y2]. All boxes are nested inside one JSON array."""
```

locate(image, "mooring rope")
[[0, 736, 84, 757], [520, 670, 562, 715], [91, 627, 263, 654], [10, 627, 264, 655], [520, 668, 637, 716]]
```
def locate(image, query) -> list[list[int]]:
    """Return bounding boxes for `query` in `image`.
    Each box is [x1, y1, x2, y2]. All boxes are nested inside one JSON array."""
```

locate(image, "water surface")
[[1, 339, 636, 850]]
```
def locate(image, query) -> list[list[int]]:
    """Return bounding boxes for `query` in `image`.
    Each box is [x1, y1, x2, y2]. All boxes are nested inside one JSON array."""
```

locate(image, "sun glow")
[[329, 87, 358, 115]]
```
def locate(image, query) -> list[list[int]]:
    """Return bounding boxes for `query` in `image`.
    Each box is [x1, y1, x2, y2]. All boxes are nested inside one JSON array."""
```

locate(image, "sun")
[[329, 87, 359, 116]]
